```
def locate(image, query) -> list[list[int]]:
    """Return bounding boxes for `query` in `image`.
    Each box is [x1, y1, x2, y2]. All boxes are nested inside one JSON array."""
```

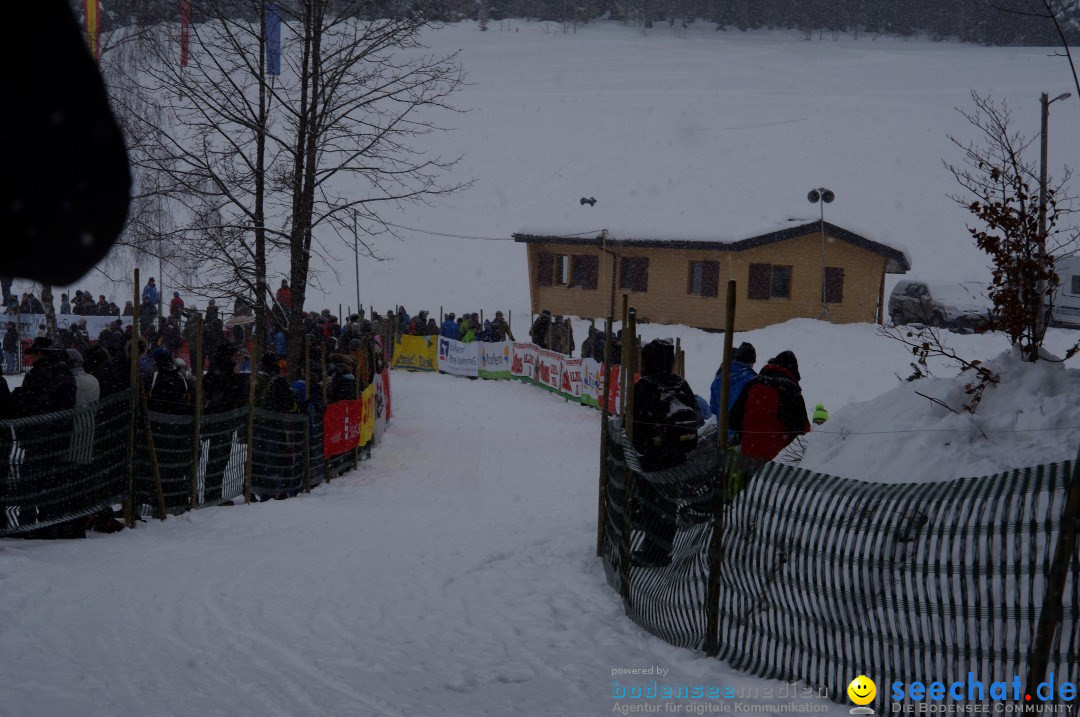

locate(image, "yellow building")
[[513, 222, 910, 331]]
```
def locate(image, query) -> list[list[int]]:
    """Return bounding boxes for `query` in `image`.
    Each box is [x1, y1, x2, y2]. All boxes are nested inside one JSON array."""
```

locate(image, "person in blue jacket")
[[441, 312, 459, 340], [709, 342, 757, 419]]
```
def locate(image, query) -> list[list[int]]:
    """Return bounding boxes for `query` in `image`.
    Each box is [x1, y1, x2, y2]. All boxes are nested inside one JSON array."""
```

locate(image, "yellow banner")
[[391, 334, 437, 372], [360, 383, 375, 446]]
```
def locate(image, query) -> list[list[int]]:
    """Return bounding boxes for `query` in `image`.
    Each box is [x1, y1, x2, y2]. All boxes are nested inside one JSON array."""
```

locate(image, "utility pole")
[[1038, 91, 1071, 335]]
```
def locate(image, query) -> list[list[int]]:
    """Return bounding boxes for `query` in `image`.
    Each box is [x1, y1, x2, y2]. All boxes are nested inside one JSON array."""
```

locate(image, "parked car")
[[1050, 256, 1080, 328], [889, 280, 995, 331]]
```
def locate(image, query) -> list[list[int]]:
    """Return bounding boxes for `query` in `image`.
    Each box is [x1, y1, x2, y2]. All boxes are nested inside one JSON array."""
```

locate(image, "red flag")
[[180, 0, 191, 66], [85, 0, 99, 60]]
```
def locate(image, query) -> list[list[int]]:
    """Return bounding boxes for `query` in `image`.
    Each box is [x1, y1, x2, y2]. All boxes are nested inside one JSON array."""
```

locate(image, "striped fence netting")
[[0, 391, 132, 535], [602, 419, 1080, 710]]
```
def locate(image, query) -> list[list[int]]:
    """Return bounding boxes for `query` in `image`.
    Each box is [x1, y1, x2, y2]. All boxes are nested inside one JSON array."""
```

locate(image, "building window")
[[554, 255, 569, 285], [824, 267, 844, 304], [1072, 275, 1080, 295], [620, 257, 649, 293], [748, 263, 792, 300], [570, 255, 599, 290], [536, 252, 553, 286], [687, 260, 719, 297]]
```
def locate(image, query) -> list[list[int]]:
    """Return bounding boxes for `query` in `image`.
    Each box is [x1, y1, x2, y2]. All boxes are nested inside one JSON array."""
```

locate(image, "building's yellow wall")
[[525, 232, 889, 331]]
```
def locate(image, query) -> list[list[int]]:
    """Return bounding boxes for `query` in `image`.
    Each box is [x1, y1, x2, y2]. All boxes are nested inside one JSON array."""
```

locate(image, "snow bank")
[[799, 349, 1080, 483]]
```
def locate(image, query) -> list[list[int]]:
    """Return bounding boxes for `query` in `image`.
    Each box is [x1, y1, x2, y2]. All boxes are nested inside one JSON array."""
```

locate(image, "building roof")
[[513, 221, 911, 274]]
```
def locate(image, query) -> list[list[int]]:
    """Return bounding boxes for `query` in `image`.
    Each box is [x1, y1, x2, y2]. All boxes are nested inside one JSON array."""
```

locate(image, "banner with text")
[[438, 337, 479, 377], [323, 398, 362, 458], [535, 348, 563, 393], [559, 356, 584, 402], [360, 383, 375, 446], [581, 358, 603, 408], [479, 341, 513, 379], [392, 334, 437, 372], [511, 342, 536, 381]]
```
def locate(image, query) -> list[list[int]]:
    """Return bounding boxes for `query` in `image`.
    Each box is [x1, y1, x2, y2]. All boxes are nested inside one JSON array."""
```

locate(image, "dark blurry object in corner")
[[0, 0, 131, 285]]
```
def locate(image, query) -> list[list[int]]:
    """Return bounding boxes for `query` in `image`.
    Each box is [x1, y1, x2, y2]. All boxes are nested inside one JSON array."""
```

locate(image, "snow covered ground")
[[0, 371, 846, 716]]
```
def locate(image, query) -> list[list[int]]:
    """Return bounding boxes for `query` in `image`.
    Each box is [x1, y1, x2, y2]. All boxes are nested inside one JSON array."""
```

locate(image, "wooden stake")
[[243, 344, 256, 504], [596, 313, 614, 557], [303, 335, 312, 493], [1027, 447, 1080, 692], [190, 313, 203, 509], [706, 279, 737, 657], [138, 386, 167, 520], [624, 308, 637, 441], [124, 268, 140, 529], [322, 340, 329, 485]]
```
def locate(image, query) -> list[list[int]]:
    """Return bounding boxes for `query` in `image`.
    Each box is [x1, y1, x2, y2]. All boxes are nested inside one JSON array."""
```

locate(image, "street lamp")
[[807, 187, 835, 321], [1038, 91, 1071, 333]]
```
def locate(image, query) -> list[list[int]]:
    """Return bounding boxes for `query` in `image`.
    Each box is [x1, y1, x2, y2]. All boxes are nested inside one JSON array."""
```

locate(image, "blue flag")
[[265, 3, 281, 76]]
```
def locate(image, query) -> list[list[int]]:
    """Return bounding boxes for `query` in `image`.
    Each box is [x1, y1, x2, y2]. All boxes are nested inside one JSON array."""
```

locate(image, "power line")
[[375, 219, 604, 242]]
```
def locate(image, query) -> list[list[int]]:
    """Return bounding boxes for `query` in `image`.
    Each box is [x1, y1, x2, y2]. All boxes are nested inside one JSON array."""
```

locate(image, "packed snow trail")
[[0, 371, 840, 716]]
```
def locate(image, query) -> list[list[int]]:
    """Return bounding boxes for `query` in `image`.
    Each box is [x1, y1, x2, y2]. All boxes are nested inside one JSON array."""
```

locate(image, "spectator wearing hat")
[[12, 338, 76, 417], [490, 310, 513, 342], [66, 349, 99, 409], [60, 293, 70, 315], [275, 280, 291, 311], [730, 350, 810, 462], [169, 291, 184, 320], [65, 349, 99, 471], [141, 277, 158, 308], [3, 321, 18, 375], [441, 313, 459, 340], [710, 342, 757, 420]]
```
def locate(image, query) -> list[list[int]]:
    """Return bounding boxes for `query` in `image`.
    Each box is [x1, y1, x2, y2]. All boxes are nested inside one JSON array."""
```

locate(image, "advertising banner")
[[381, 368, 392, 421], [322, 399, 362, 458], [478, 341, 513, 379], [14, 313, 132, 341], [360, 383, 375, 446], [373, 371, 387, 444], [580, 358, 603, 408], [511, 342, 536, 381], [559, 357, 583, 402], [438, 337, 479, 377], [392, 334, 437, 372], [535, 349, 562, 393]]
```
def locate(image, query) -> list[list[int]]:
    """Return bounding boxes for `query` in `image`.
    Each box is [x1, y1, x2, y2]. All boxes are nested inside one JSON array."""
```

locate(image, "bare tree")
[[115, 0, 466, 376], [944, 91, 1080, 361]]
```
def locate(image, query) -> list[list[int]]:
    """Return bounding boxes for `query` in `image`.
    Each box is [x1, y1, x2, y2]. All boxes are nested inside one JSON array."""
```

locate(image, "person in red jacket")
[[275, 279, 291, 311], [730, 350, 810, 462]]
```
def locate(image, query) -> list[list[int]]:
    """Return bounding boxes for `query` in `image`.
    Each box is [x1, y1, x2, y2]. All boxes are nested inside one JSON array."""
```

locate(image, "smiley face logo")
[[847, 675, 876, 706]]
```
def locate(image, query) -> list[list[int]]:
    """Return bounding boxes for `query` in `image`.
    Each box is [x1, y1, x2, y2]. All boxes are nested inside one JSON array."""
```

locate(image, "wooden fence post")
[[706, 279, 737, 657], [190, 314, 203, 509], [1026, 447, 1080, 693], [243, 347, 256, 504], [596, 313, 614, 557], [124, 268, 140, 529], [322, 340, 329, 485], [303, 335, 312, 493]]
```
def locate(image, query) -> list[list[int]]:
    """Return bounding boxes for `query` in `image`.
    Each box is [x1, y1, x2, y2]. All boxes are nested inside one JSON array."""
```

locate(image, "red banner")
[[381, 368, 391, 420], [323, 399, 363, 458]]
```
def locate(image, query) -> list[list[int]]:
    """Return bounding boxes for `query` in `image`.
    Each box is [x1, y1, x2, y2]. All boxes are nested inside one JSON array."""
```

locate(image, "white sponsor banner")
[[535, 348, 562, 392], [438, 336, 479, 377], [13, 313, 132, 340], [511, 342, 537, 380], [581, 358, 603, 407], [478, 340, 512, 378], [558, 356, 584, 401]]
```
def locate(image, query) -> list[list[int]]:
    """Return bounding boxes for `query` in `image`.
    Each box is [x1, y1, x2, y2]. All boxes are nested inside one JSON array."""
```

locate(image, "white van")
[[1051, 257, 1080, 328]]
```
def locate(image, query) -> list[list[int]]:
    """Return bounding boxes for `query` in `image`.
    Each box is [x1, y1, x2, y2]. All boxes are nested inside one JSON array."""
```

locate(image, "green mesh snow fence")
[[602, 419, 1080, 710], [0, 391, 132, 535]]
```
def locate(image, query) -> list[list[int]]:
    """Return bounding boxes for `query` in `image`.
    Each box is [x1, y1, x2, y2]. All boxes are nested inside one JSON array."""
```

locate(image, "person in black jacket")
[[630, 338, 703, 568], [13, 338, 76, 417], [3, 321, 18, 375], [147, 346, 191, 511]]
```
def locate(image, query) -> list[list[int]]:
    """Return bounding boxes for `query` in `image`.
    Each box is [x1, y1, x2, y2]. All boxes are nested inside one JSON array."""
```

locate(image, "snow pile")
[[799, 349, 1080, 483]]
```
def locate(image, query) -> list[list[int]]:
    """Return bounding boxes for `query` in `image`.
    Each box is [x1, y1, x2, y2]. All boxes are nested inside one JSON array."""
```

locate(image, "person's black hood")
[[767, 350, 800, 382], [641, 338, 674, 377]]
